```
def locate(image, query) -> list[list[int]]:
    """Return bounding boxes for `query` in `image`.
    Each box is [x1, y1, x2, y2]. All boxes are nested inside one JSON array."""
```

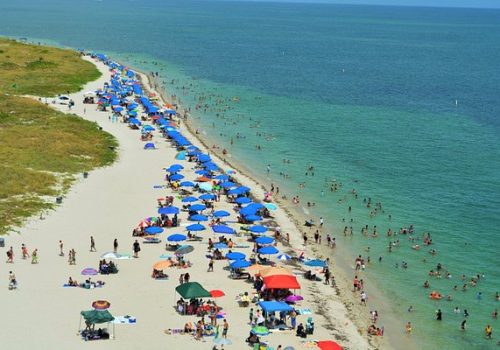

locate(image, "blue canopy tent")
[[258, 301, 293, 314]]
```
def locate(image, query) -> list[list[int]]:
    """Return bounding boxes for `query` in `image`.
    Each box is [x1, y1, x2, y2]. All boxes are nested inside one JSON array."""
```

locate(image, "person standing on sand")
[[133, 240, 140, 258], [6, 246, 14, 263], [59, 240, 64, 256], [113, 239, 118, 253], [208, 258, 214, 272], [31, 249, 38, 264], [289, 309, 297, 329], [21, 244, 30, 259], [222, 319, 229, 338], [90, 236, 96, 252]]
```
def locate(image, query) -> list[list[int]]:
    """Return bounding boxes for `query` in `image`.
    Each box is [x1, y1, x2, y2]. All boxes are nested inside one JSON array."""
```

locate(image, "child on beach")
[[31, 249, 38, 264]]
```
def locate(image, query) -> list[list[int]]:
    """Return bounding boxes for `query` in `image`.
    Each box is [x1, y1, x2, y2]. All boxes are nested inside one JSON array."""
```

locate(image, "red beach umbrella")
[[210, 290, 225, 298], [316, 340, 343, 350]]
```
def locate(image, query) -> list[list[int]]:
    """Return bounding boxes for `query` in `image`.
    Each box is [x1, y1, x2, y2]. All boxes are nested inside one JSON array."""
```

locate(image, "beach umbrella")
[[81, 268, 98, 276], [264, 203, 277, 210], [169, 173, 184, 181], [181, 196, 198, 203], [92, 300, 111, 310], [230, 259, 251, 269], [209, 290, 225, 298], [175, 281, 211, 299], [316, 341, 343, 350], [213, 210, 230, 218], [220, 181, 236, 188], [158, 206, 180, 215], [226, 252, 246, 260], [247, 264, 265, 275], [244, 215, 262, 222], [199, 183, 213, 192], [228, 186, 250, 195], [255, 236, 274, 245], [285, 295, 304, 302], [189, 214, 208, 221], [175, 245, 194, 255], [166, 164, 183, 172], [186, 223, 206, 231], [283, 347, 296, 350], [259, 266, 293, 278], [199, 193, 216, 201], [167, 234, 187, 242], [304, 259, 327, 267], [249, 225, 267, 233], [251, 326, 270, 336], [197, 154, 211, 163], [277, 254, 291, 261], [212, 225, 236, 235], [144, 142, 156, 149], [80, 309, 114, 324], [235, 197, 252, 204], [144, 226, 164, 235], [189, 204, 206, 212], [179, 181, 195, 187], [101, 252, 121, 259], [258, 246, 279, 255], [214, 174, 229, 180], [213, 242, 228, 249], [153, 260, 174, 270], [195, 169, 209, 175]]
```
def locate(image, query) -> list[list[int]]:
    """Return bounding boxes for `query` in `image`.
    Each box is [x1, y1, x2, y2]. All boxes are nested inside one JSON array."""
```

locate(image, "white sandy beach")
[[0, 56, 378, 350]]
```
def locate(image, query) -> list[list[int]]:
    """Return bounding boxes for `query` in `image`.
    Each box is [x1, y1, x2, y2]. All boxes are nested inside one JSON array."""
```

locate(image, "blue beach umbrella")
[[180, 181, 195, 187], [235, 197, 252, 205], [230, 260, 252, 269], [258, 246, 279, 255], [186, 223, 206, 232], [189, 204, 206, 212], [220, 181, 236, 188], [277, 254, 291, 261], [169, 164, 184, 171], [213, 210, 230, 218], [213, 242, 229, 249], [304, 259, 327, 267], [199, 193, 216, 201], [181, 196, 198, 203], [255, 236, 274, 245], [249, 225, 267, 233], [158, 206, 179, 215], [214, 174, 229, 181], [197, 154, 211, 163], [167, 234, 187, 242], [144, 226, 164, 235], [169, 173, 184, 181], [144, 142, 156, 150], [195, 169, 209, 175], [212, 225, 236, 235], [189, 214, 208, 222], [244, 215, 262, 222], [226, 252, 246, 260]]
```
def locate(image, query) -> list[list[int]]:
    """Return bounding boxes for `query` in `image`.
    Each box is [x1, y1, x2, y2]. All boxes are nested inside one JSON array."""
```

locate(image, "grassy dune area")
[[0, 38, 117, 234]]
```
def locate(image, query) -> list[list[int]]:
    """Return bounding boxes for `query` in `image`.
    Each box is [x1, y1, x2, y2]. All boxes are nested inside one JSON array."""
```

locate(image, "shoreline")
[[140, 70, 407, 350]]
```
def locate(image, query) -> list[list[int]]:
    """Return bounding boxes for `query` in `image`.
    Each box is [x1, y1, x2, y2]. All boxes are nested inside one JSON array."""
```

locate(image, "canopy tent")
[[175, 282, 211, 299], [263, 275, 300, 289], [259, 266, 293, 278], [79, 309, 115, 339], [258, 301, 293, 313]]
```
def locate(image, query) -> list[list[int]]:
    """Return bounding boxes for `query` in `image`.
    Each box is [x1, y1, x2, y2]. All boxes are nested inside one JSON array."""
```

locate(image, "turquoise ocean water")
[[1, 1, 499, 348]]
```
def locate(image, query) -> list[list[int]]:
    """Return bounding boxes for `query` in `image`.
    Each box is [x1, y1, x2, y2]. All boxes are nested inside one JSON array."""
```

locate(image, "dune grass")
[[0, 37, 101, 96], [0, 38, 117, 234]]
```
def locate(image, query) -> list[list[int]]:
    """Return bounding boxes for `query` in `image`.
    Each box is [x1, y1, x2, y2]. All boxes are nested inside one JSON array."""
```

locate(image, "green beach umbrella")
[[175, 282, 211, 299], [251, 326, 270, 336]]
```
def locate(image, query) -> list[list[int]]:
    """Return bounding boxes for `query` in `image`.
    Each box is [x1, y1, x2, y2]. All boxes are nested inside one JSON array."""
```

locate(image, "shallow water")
[[1, 1, 500, 348]]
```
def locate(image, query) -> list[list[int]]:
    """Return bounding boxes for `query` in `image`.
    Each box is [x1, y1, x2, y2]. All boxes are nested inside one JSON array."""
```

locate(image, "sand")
[[0, 56, 378, 350]]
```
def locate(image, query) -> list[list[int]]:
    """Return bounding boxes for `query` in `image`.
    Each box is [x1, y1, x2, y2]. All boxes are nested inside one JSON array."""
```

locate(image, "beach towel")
[[296, 308, 312, 315], [112, 316, 136, 324]]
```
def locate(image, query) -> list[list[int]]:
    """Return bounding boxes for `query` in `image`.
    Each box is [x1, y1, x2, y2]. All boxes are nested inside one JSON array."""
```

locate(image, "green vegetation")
[[0, 38, 117, 234], [0, 38, 101, 96]]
